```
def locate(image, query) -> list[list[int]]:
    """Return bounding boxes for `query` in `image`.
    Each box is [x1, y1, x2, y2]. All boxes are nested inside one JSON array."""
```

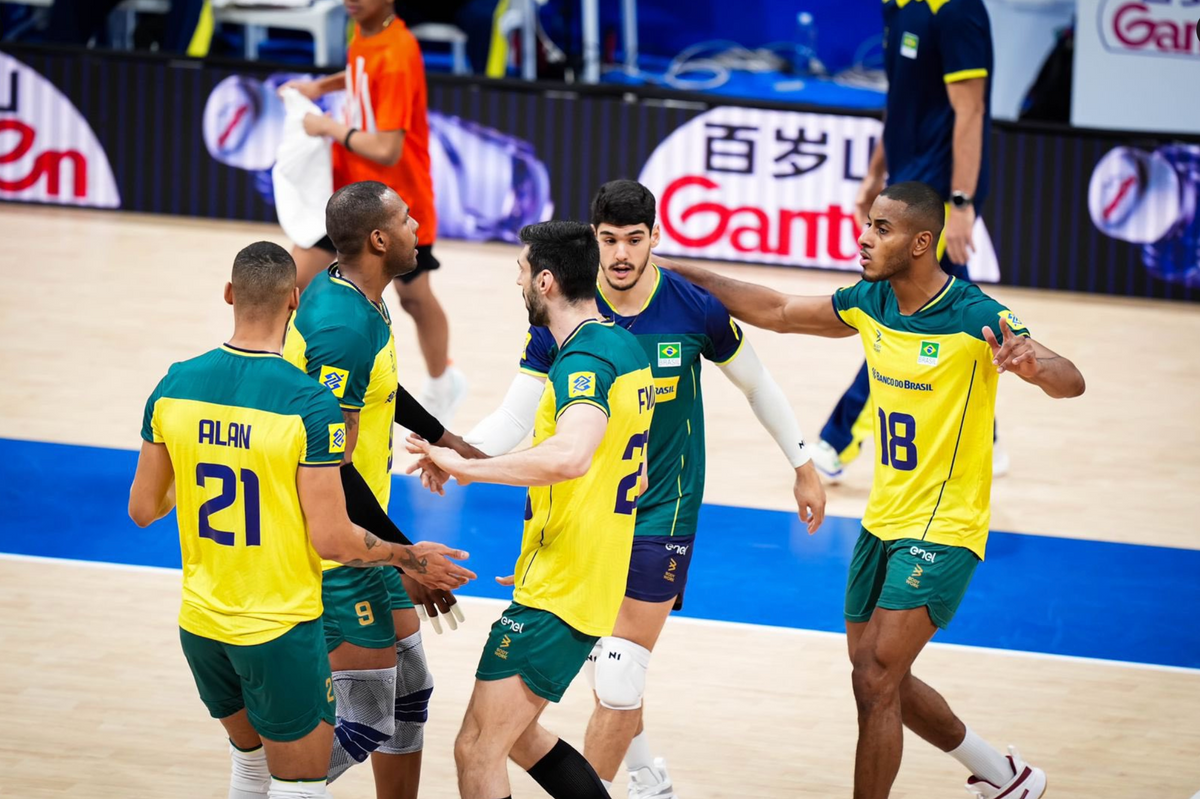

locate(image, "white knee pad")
[[377, 631, 434, 755], [593, 637, 651, 711], [581, 638, 603, 691], [327, 667, 397, 782]]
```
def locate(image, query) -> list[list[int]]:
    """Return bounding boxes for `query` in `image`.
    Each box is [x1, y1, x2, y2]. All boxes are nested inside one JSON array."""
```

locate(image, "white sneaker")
[[810, 439, 844, 483], [419, 366, 468, 428], [627, 757, 677, 799], [992, 437, 1010, 478], [965, 746, 1047, 799]]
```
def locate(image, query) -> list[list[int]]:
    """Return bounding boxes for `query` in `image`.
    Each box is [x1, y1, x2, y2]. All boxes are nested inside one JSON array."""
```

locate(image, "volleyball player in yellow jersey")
[[409, 221, 655, 799], [665, 182, 1085, 799], [127, 242, 471, 799]]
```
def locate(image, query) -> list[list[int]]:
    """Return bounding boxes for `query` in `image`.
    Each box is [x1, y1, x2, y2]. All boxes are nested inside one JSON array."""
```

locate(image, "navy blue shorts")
[[625, 535, 695, 610]]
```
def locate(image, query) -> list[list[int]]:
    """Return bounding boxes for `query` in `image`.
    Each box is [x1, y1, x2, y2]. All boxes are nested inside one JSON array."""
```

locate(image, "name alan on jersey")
[[198, 419, 252, 449]]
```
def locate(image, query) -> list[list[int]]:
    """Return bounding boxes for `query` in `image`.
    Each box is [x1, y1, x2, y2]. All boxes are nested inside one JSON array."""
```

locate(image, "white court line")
[[3, 551, 1198, 676]]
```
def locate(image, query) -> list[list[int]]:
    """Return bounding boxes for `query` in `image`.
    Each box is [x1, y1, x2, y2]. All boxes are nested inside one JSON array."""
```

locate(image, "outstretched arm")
[[408, 403, 609, 488], [658, 257, 856, 338], [718, 341, 825, 533]]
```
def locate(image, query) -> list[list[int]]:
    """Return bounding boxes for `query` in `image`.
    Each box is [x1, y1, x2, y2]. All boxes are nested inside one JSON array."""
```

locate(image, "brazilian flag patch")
[[917, 340, 940, 366]]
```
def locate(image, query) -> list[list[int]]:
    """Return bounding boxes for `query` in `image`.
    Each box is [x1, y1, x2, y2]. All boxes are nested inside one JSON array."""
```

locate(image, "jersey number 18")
[[877, 408, 918, 471]]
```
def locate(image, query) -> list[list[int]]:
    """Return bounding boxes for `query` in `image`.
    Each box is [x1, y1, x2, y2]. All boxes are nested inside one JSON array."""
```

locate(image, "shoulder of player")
[[265, 358, 343, 415], [648, 267, 723, 327], [951, 282, 1018, 339], [156, 347, 225, 391], [556, 324, 620, 366]]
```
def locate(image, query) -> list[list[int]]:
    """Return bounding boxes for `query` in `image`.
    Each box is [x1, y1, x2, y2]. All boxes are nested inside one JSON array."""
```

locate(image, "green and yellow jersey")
[[284, 265, 398, 572], [833, 276, 1028, 559], [520, 266, 743, 539], [514, 320, 656, 637], [141, 345, 346, 646]]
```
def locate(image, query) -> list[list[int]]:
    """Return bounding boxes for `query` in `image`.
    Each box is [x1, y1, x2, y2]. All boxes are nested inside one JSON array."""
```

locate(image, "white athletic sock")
[[228, 743, 270, 799], [625, 730, 655, 774], [426, 369, 454, 390], [949, 727, 1013, 787], [267, 777, 329, 798]]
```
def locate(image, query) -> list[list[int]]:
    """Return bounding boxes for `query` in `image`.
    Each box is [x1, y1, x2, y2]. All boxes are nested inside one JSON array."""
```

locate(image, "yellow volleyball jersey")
[[285, 266, 399, 571], [833, 276, 1030, 559], [513, 320, 656, 637], [142, 345, 346, 645]]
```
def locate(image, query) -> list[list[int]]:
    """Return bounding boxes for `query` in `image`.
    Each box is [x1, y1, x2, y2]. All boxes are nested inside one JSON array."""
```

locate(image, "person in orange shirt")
[[284, 0, 467, 428]]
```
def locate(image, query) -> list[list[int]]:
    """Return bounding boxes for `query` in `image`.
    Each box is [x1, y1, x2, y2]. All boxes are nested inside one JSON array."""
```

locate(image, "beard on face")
[[524, 284, 550, 327], [601, 253, 649, 292], [862, 250, 909, 283]]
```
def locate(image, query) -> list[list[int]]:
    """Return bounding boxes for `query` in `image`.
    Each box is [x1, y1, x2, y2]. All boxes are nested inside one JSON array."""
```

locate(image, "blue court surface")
[[3, 437, 1197, 670]]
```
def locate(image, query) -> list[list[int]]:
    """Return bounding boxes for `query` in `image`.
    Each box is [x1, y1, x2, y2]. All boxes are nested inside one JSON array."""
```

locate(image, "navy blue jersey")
[[882, 0, 993, 205], [520, 266, 744, 538]]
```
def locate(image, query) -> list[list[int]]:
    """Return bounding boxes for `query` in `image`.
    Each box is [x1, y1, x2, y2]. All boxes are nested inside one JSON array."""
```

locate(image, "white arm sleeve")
[[463, 372, 545, 456], [717, 340, 812, 469]]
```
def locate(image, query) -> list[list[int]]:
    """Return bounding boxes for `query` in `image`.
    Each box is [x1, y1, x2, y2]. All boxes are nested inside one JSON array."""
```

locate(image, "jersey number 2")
[[877, 408, 917, 471], [196, 463, 261, 546], [614, 431, 649, 515]]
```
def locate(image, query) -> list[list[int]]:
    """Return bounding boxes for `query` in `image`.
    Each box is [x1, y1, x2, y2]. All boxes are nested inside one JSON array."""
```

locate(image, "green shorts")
[[379, 565, 415, 611], [321, 567, 397, 652], [844, 528, 980, 629], [179, 619, 335, 742], [475, 602, 597, 703]]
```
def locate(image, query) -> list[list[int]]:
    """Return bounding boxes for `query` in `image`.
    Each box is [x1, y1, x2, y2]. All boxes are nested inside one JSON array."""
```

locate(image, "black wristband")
[[340, 462, 413, 546], [343, 127, 358, 153], [395, 383, 445, 443]]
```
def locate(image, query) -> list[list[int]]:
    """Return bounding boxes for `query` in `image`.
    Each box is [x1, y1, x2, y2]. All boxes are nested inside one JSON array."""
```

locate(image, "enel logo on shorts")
[[500, 616, 524, 633], [909, 546, 937, 563]]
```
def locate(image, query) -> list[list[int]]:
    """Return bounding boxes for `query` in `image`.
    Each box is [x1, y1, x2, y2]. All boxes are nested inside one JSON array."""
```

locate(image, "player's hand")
[[302, 112, 332, 138], [278, 79, 324, 100], [793, 461, 826, 535], [983, 317, 1039, 379], [399, 541, 476, 591], [401, 572, 465, 634], [436, 430, 488, 461], [495, 574, 515, 587], [405, 447, 450, 496], [405, 434, 474, 486], [944, 204, 976, 266], [854, 176, 885, 228]]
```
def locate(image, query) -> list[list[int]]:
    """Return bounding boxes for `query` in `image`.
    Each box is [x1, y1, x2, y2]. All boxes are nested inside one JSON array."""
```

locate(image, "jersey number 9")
[[196, 463, 262, 546]]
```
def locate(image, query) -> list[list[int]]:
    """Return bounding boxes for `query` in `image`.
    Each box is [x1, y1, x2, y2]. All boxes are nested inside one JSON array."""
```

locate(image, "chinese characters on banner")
[[639, 107, 882, 270]]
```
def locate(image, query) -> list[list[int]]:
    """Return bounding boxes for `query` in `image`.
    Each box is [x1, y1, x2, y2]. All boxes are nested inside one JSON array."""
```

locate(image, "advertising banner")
[[1, 44, 1196, 302], [0, 52, 119, 208], [1072, 0, 1200, 135]]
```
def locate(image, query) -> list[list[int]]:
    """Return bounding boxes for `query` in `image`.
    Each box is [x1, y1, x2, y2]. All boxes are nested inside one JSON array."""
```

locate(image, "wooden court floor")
[[1, 206, 1198, 797]]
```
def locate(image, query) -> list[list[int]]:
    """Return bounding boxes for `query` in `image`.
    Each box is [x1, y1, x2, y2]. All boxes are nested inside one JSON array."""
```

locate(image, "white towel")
[[272, 88, 332, 249]]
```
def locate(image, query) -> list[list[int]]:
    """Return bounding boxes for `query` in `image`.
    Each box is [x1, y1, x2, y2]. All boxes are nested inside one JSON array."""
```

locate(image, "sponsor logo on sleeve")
[[568, 372, 596, 398], [318, 365, 350, 398]]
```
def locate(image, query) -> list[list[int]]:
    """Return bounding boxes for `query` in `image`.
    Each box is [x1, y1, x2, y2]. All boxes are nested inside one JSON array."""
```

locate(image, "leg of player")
[[369, 607, 431, 799], [220, 710, 271, 799], [848, 608, 939, 799], [583, 596, 674, 795], [510, 708, 609, 798], [394, 269, 467, 426], [326, 642, 398, 783], [323, 570, 400, 783], [293, 245, 335, 292], [219, 710, 336, 798], [454, 676, 548, 799]]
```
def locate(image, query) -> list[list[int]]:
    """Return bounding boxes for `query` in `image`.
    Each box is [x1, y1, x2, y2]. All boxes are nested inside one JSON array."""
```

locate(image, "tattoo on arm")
[[341, 530, 397, 568], [398, 546, 429, 575]]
